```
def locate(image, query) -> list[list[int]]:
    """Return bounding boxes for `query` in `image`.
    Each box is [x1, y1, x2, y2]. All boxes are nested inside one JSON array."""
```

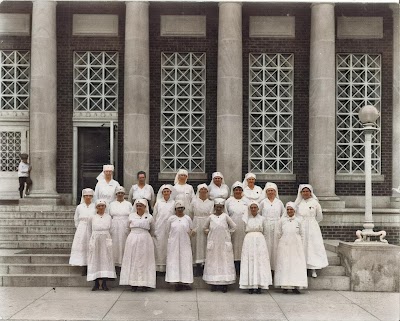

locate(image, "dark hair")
[[137, 171, 146, 178]]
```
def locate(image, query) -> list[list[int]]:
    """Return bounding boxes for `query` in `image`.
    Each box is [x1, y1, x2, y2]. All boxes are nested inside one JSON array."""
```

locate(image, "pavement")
[[0, 287, 399, 321]]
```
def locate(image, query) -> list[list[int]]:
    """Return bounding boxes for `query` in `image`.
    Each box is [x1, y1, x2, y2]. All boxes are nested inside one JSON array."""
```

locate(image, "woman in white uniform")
[[94, 164, 120, 207], [120, 199, 156, 292], [128, 171, 155, 212], [69, 188, 96, 276], [294, 184, 328, 277], [208, 172, 230, 200], [242, 173, 264, 203], [174, 169, 195, 217]]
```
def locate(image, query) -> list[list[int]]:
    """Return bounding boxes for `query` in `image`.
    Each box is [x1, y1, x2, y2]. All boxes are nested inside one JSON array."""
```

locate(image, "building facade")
[[0, 1, 399, 242]]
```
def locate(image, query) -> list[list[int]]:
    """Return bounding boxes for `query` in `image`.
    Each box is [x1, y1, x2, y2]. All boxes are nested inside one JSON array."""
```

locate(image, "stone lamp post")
[[355, 105, 388, 243]]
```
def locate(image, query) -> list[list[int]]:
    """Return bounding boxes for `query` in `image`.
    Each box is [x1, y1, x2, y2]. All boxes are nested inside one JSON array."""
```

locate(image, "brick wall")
[[335, 4, 393, 196]]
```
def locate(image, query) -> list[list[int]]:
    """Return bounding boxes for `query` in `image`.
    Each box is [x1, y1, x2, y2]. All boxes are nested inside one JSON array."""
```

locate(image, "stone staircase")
[[0, 205, 350, 290]]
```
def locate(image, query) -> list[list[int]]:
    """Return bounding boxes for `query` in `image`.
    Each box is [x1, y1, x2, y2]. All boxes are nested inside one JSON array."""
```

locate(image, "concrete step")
[[318, 265, 346, 276], [0, 205, 76, 212], [0, 219, 75, 227], [0, 226, 76, 234], [326, 250, 340, 266], [0, 234, 74, 242], [307, 275, 350, 291], [0, 212, 74, 219], [0, 241, 72, 249], [324, 240, 340, 253], [0, 264, 82, 275]]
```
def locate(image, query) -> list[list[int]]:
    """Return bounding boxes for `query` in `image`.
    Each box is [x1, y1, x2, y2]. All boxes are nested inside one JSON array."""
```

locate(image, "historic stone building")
[[0, 0, 399, 243]]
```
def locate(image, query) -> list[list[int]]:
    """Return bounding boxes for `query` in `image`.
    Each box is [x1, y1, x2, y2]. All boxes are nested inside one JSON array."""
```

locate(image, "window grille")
[[336, 54, 381, 174], [0, 131, 21, 172], [0, 51, 30, 111], [249, 53, 294, 173], [73, 52, 118, 112], [160, 52, 206, 173]]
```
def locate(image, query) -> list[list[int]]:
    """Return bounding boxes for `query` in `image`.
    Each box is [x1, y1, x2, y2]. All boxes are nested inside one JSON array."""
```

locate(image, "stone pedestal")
[[337, 242, 400, 292]]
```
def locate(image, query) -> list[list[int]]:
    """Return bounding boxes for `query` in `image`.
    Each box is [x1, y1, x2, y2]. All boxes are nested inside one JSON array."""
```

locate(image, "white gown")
[[239, 214, 272, 289], [259, 198, 285, 270], [296, 198, 329, 269], [274, 216, 308, 288], [165, 215, 194, 284], [94, 179, 120, 205], [128, 184, 155, 205], [225, 197, 248, 261], [87, 214, 116, 281], [174, 183, 195, 216], [190, 197, 214, 264], [109, 200, 132, 266], [203, 213, 236, 285], [243, 186, 264, 203], [69, 203, 95, 266], [153, 198, 175, 271], [208, 184, 230, 200], [120, 213, 156, 288]]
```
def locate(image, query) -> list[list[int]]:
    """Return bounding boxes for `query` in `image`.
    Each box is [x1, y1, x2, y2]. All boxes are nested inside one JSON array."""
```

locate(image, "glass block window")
[[73, 52, 118, 112], [160, 52, 206, 173], [336, 54, 381, 174], [249, 53, 294, 173], [0, 131, 21, 172], [0, 51, 30, 111]]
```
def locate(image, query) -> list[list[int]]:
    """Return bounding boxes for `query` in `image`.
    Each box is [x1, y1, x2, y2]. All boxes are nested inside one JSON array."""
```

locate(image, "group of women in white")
[[69, 165, 328, 294]]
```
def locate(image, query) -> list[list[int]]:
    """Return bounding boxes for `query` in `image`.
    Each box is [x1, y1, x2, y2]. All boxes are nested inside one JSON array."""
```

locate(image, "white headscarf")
[[156, 184, 177, 201], [133, 198, 149, 215], [196, 183, 209, 197], [262, 182, 280, 199], [96, 164, 114, 181], [243, 200, 259, 224], [80, 188, 94, 204], [230, 181, 244, 197], [242, 173, 256, 189], [285, 201, 297, 218], [209, 171, 225, 188], [174, 169, 189, 185], [294, 184, 318, 206]]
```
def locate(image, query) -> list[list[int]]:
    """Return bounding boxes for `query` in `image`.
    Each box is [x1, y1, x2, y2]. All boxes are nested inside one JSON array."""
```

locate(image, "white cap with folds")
[[115, 186, 126, 194], [95, 199, 107, 207], [214, 198, 225, 206], [175, 200, 185, 208], [103, 164, 114, 171], [82, 188, 94, 196], [174, 169, 189, 185]]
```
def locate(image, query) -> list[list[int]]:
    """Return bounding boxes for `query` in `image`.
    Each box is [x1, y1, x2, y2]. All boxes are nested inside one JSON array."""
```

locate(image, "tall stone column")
[[391, 4, 400, 205], [29, 0, 59, 202], [123, 1, 150, 188], [217, 2, 242, 188], [309, 3, 342, 207]]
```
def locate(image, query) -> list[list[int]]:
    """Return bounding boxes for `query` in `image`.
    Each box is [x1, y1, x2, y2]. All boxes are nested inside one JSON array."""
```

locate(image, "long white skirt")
[[302, 218, 329, 269], [231, 218, 245, 261], [264, 219, 280, 270], [274, 233, 308, 288], [120, 229, 156, 288], [191, 216, 208, 264], [69, 221, 89, 266], [239, 232, 272, 289], [87, 232, 116, 281], [111, 217, 129, 266]]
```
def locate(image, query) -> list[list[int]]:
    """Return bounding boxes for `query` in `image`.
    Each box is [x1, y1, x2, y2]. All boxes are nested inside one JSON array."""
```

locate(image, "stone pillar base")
[[21, 193, 61, 206], [390, 196, 400, 208], [318, 196, 346, 209], [337, 241, 400, 292]]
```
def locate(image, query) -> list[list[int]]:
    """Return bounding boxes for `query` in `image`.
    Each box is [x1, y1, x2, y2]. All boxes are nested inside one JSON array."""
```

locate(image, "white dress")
[[94, 179, 120, 204], [153, 198, 175, 271], [208, 184, 230, 200], [239, 215, 272, 289], [174, 183, 195, 216], [259, 198, 285, 270], [274, 216, 308, 289], [165, 215, 194, 284], [203, 213, 236, 285], [87, 214, 116, 281], [69, 203, 95, 266], [243, 186, 264, 203], [225, 196, 248, 261], [128, 184, 155, 205], [119, 213, 156, 288], [190, 197, 214, 264], [109, 200, 133, 266], [296, 198, 329, 269]]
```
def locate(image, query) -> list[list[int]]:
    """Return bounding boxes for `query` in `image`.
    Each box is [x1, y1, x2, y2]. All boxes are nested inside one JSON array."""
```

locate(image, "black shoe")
[[283, 289, 288, 294], [131, 286, 138, 292], [174, 284, 182, 292], [102, 279, 109, 291], [222, 285, 228, 293], [256, 288, 262, 294], [182, 284, 192, 291], [292, 289, 301, 294], [92, 279, 99, 291], [141, 287, 148, 292], [248, 289, 254, 294], [210, 285, 217, 292]]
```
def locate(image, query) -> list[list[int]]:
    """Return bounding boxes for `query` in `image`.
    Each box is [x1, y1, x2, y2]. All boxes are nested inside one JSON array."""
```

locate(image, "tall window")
[[249, 53, 294, 174], [0, 50, 30, 111], [336, 54, 381, 174], [73, 52, 118, 112], [160, 52, 206, 173]]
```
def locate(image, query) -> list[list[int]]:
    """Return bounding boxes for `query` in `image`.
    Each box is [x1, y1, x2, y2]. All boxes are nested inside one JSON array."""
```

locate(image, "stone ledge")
[[72, 14, 118, 37], [254, 173, 296, 181], [249, 16, 295, 38], [158, 172, 208, 181], [160, 15, 206, 37], [337, 17, 383, 39], [335, 174, 385, 183]]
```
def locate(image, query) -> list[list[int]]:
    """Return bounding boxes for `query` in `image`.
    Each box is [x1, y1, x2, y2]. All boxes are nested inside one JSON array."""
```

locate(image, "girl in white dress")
[[203, 198, 237, 293], [274, 202, 308, 294], [239, 201, 272, 294], [174, 169, 195, 217], [208, 172, 230, 200], [94, 164, 120, 208], [165, 200, 195, 291], [153, 184, 177, 272], [109, 186, 133, 269], [190, 183, 214, 275], [294, 184, 329, 277], [242, 173, 264, 203], [258, 182, 285, 271], [225, 181, 248, 274], [120, 199, 156, 292], [69, 188, 96, 276], [87, 199, 116, 291]]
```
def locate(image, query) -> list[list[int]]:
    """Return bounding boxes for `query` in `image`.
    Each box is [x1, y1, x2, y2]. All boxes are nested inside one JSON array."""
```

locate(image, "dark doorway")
[[77, 127, 110, 204]]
